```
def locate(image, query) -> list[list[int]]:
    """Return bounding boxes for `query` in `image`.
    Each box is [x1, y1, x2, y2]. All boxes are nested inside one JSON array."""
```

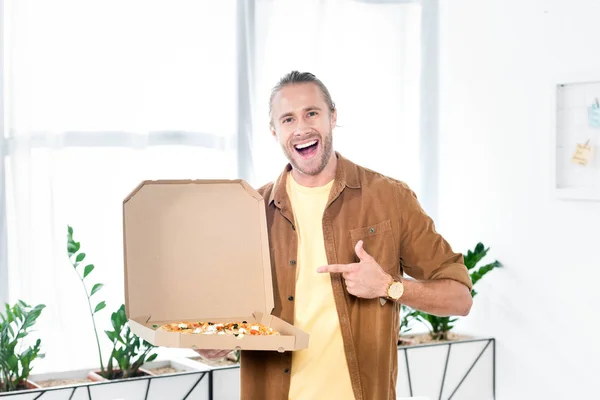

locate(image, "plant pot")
[[142, 358, 196, 376], [0, 379, 41, 393], [29, 367, 94, 389], [398, 331, 474, 347], [87, 367, 155, 382], [22, 380, 41, 390]]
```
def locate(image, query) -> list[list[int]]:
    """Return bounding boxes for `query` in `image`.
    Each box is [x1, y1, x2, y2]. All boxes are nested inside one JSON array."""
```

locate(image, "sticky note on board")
[[572, 141, 593, 166], [588, 103, 600, 128]]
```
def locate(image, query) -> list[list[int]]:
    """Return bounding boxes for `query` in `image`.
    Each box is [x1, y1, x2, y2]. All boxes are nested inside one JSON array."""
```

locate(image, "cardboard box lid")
[[123, 179, 274, 323]]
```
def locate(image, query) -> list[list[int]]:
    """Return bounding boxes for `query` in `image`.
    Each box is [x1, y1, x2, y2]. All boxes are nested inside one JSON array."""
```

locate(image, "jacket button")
[[288, 296, 294, 301], [290, 259, 296, 266], [369, 227, 375, 234], [284, 368, 290, 373]]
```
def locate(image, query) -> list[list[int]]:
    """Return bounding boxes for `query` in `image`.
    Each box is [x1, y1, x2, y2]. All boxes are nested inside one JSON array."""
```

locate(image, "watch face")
[[388, 282, 404, 299]]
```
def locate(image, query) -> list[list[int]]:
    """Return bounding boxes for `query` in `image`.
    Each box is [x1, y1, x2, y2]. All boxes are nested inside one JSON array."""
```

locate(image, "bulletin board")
[[554, 79, 600, 200]]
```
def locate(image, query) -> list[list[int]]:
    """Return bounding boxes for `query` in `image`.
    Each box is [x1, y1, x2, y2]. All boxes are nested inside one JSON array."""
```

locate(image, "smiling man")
[[268, 79, 335, 184], [197, 71, 473, 400]]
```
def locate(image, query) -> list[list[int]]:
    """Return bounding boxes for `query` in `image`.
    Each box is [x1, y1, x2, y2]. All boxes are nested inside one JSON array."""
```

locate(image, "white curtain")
[[3, 0, 239, 373], [2, 0, 424, 374], [249, 0, 422, 192]]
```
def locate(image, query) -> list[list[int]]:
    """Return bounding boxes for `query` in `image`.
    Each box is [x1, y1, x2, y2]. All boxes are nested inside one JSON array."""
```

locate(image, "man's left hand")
[[317, 240, 392, 299]]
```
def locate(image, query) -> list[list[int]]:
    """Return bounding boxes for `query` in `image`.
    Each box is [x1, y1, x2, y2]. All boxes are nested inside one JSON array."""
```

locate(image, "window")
[[5, 0, 238, 135], [250, 0, 422, 192], [0, 0, 427, 373], [1, 0, 242, 372]]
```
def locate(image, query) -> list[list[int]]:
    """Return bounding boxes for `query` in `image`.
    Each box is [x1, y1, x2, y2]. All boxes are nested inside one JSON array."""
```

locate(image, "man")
[[197, 71, 473, 400]]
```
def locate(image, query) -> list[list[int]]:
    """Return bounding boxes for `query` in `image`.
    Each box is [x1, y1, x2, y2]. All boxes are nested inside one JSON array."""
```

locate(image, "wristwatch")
[[385, 278, 404, 300]]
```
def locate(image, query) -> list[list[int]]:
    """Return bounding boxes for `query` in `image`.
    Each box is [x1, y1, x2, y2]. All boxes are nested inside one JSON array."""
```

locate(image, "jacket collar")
[[268, 151, 360, 207]]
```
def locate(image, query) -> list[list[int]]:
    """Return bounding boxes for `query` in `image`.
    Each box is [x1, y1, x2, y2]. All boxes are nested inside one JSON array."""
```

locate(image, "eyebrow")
[[278, 106, 323, 121]]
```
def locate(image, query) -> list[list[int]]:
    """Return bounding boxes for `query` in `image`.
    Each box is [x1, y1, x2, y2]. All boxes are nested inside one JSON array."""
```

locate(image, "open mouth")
[[294, 139, 319, 159]]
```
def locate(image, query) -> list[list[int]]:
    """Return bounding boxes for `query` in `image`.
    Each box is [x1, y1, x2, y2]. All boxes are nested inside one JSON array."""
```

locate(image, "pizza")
[[158, 321, 280, 338]]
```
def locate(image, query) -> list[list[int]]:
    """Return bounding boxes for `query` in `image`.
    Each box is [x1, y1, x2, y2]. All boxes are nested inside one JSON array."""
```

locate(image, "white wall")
[[437, 1, 600, 399]]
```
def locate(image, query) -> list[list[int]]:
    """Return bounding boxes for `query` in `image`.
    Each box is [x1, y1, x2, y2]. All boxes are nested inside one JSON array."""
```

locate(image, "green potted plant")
[[88, 304, 158, 381], [67, 225, 159, 381], [0, 300, 46, 392], [399, 304, 420, 336], [399, 242, 502, 343], [67, 225, 109, 377]]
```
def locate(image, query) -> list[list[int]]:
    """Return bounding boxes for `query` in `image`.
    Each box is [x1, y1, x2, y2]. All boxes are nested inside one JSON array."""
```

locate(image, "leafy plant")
[[102, 304, 157, 379], [411, 242, 502, 341], [412, 313, 458, 341], [465, 242, 502, 298], [66, 225, 107, 374], [399, 304, 419, 336], [0, 301, 45, 392]]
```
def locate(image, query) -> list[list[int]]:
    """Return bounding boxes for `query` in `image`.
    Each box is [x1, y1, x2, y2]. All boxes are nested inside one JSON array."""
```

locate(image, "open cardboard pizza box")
[[122, 179, 309, 352]]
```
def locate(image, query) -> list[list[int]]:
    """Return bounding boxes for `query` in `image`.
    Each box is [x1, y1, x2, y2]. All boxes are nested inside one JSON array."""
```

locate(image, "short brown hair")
[[269, 71, 336, 126]]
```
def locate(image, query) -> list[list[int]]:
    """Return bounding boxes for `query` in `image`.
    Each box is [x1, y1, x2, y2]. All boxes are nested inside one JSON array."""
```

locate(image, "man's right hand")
[[194, 349, 233, 360]]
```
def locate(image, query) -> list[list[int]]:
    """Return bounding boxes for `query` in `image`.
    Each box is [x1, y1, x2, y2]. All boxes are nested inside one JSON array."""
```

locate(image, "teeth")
[[295, 140, 317, 150]]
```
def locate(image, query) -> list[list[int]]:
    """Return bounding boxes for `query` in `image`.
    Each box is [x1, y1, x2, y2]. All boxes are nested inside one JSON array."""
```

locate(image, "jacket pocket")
[[349, 220, 399, 274]]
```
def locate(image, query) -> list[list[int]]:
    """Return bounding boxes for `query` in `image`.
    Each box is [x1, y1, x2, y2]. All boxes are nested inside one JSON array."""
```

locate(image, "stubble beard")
[[283, 132, 333, 176]]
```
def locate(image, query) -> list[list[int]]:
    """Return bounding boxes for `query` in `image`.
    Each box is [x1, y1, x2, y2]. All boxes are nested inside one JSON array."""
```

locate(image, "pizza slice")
[[158, 320, 280, 337]]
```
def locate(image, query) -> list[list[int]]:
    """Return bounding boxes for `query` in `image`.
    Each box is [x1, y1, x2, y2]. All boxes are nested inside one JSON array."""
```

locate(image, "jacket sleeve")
[[395, 185, 473, 290]]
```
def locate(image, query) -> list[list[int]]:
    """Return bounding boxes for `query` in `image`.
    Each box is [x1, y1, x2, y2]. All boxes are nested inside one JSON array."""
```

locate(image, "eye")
[[307, 111, 318, 117], [282, 117, 293, 124]]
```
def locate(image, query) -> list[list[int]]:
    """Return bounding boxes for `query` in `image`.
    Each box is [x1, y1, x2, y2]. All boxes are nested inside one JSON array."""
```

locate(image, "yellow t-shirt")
[[286, 173, 355, 400]]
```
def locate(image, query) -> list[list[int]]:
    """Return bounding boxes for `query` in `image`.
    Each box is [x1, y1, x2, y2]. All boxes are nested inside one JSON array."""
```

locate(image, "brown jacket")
[[240, 153, 472, 400]]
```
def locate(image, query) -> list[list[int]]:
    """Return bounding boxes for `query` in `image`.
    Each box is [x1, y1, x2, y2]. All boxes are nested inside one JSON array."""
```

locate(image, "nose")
[[294, 117, 313, 136]]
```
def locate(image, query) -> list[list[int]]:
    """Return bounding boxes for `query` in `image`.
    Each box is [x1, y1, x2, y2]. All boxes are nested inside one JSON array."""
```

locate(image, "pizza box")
[[122, 179, 309, 352]]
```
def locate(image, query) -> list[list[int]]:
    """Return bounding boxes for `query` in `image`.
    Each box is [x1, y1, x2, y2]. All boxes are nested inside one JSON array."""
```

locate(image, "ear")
[[330, 108, 337, 130], [270, 125, 278, 142]]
